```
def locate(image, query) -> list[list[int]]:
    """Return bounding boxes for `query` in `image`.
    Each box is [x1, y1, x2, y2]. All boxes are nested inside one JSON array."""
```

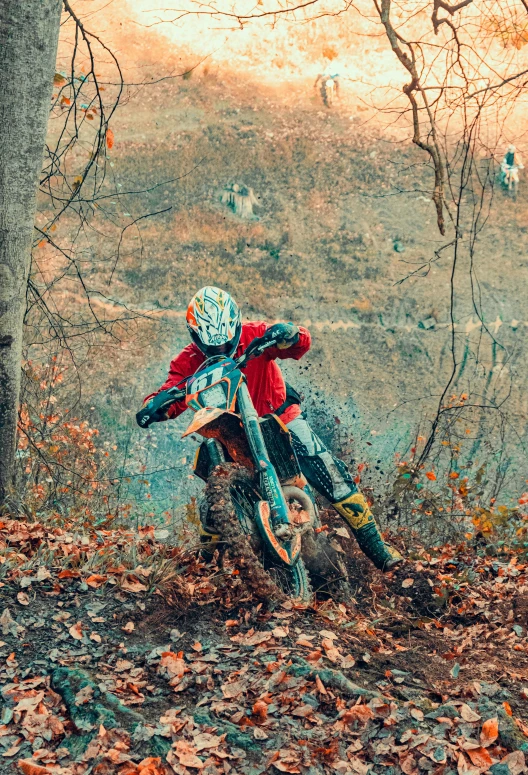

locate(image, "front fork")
[[237, 383, 291, 528]]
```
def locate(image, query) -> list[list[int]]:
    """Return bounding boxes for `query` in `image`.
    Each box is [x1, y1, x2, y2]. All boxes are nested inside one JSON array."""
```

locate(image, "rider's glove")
[[264, 322, 300, 349], [136, 397, 168, 428]]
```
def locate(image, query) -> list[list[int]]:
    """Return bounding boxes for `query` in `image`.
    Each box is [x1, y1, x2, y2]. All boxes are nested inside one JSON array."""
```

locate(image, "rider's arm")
[[143, 346, 199, 420]]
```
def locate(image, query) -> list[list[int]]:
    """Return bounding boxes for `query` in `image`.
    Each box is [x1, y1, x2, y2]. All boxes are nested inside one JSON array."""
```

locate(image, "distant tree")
[[0, 1, 63, 505]]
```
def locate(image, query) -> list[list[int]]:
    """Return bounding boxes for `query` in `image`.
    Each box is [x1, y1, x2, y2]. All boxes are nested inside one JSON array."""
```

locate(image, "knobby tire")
[[203, 463, 312, 604]]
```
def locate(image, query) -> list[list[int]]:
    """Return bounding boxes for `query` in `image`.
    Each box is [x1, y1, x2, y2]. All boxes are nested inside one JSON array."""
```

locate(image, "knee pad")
[[333, 492, 374, 530]]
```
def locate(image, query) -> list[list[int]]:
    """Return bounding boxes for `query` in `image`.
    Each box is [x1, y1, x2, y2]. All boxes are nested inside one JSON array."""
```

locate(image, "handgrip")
[[136, 387, 185, 428]]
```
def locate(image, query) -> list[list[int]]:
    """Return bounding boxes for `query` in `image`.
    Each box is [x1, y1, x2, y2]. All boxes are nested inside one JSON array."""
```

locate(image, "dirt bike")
[[136, 334, 346, 603]]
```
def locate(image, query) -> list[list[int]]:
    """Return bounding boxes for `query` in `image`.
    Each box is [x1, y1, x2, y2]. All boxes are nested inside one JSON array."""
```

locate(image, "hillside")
[[38, 59, 528, 518]]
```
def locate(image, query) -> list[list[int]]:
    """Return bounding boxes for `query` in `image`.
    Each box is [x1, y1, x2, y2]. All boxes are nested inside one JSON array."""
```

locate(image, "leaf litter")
[[0, 517, 527, 773]]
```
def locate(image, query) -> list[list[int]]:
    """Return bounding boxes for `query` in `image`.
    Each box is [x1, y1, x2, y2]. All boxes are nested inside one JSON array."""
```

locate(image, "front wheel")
[[203, 463, 312, 604]]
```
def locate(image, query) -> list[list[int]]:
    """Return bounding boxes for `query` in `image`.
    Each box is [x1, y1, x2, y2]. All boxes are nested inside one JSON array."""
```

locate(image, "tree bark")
[[0, 0, 62, 504]]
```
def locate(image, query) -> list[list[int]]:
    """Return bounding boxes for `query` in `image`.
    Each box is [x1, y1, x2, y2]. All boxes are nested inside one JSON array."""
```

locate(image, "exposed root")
[[51, 667, 170, 760], [286, 657, 381, 700]]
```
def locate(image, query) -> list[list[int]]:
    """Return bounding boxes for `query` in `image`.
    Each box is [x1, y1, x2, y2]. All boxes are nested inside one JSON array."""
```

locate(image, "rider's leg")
[[286, 416, 403, 571]]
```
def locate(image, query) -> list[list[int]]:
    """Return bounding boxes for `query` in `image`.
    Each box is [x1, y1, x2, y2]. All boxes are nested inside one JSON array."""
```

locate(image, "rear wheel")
[[204, 464, 312, 603]]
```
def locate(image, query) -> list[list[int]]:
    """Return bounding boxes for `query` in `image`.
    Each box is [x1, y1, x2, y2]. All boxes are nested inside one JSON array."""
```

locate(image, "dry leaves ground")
[[0, 516, 527, 775]]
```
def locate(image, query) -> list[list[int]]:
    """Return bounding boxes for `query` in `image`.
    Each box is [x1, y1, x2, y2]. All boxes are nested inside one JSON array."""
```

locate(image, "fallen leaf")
[[253, 727, 268, 740], [425, 471, 436, 481], [121, 577, 147, 593], [75, 685, 94, 706], [335, 526, 350, 538], [17, 592, 29, 606], [343, 705, 374, 727], [193, 732, 221, 751], [14, 691, 45, 712], [174, 740, 204, 769], [85, 574, 107, 588], [410, 708, 424, 721], [0, 608, 19, 636], [122, 622, 135, 633], [291, 704, 314, 717], [322, 638, 341, 663], [501, 751, 525, 775], [274, 761, 301, 773], [90, 632, 102, 643], [402, 578, 415, 589], [244, 631, 272, 646], [35, 567, 51, 582], [158, 651, 187, 683], [17, 760, 52, 775], [115, 659, 134, 672], [480, 717, 498, 746], [69, 621, 83, 640], [466, 747, 492, 770], [296, 637, 314, 648], [460, 704, 481, 722], [57, 569, 80, 579], [222, 679, 246, 699], [253, 699, 268, 722]]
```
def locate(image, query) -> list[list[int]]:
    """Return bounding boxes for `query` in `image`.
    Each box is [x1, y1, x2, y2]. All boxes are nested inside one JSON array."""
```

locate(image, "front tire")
[[203, 463, 312, 603]]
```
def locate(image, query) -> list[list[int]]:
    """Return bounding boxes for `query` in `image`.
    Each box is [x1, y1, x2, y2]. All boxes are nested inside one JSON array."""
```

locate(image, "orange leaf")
[[425, 471, 436, 481], [69, 621, 83, 640], [343, 705, 374, 725], [252, 699, 268, 722], [17, 760, 52, 775], [106, 127, 114, 149], [58, 569, 80, 579], [449, 472, 459, 479], [467, 747, 492, 769], [480, 717, 498, 746], [503, 701, 513, 716], [85, 574, 107, 588]]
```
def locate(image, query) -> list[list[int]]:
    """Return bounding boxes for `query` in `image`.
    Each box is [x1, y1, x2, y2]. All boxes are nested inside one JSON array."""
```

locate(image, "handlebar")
[[136, 334, 279, 428]]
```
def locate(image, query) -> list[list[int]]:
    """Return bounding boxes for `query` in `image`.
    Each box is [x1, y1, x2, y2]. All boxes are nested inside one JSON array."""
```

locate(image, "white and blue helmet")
[[186, 286, 242, 357]]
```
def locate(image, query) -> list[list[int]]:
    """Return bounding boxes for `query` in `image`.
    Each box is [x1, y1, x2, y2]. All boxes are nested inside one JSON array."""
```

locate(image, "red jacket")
[[146, 322, 311, 424]]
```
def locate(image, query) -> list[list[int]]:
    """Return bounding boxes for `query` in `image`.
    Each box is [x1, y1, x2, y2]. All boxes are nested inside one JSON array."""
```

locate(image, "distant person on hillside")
[[315, 72, 339, 107], [221, 183, 259, 218], [500, 144, 524, 191], [140, 286, 403, 572]]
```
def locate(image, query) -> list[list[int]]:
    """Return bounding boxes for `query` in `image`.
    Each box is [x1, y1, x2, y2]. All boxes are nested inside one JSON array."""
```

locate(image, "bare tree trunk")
[[0, 0, 62, 505]]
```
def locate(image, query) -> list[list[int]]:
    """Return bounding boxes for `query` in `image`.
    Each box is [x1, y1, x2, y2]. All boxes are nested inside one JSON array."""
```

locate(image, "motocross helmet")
[[186, 286, 242, 357]]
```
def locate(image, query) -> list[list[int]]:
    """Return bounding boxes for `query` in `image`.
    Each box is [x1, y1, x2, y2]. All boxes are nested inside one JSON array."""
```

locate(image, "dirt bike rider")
[[314, 71, 339, 106], [142, 286, 403, 572], [501, 144, 524, 186]]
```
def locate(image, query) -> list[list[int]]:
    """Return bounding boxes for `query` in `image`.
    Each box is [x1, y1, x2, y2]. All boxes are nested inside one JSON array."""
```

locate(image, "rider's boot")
[[332, 492, 403, 571]]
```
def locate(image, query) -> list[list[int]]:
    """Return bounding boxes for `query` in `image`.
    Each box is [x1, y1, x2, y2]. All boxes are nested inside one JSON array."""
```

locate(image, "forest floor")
[[1, 515, 527, 775]]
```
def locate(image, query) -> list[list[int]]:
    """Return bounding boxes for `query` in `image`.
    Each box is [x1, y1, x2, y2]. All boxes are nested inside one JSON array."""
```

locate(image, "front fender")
[[182, 407, 228, 437]]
